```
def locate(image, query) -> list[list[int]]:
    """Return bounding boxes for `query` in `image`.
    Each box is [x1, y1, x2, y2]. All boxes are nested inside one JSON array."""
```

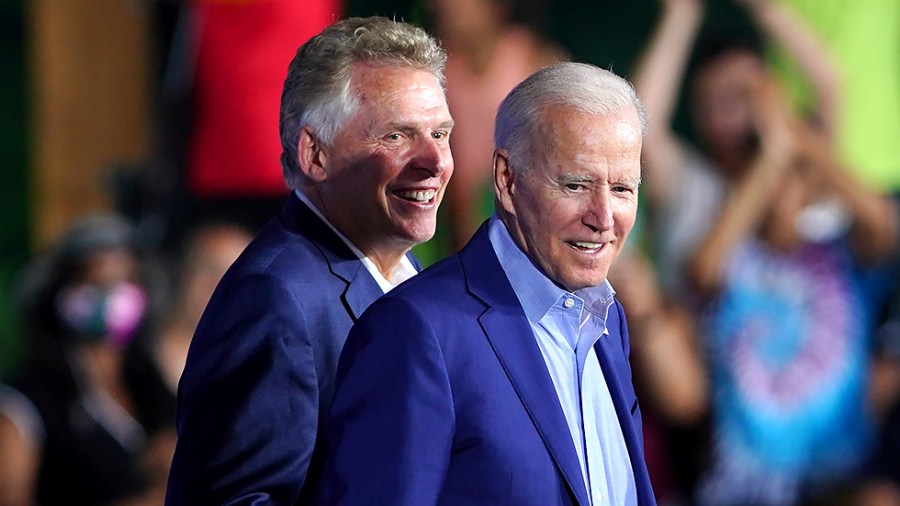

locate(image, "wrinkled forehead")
[[533, 104, 641, 152], [349, 62, 444, 95], [340, 63, 450, 134]]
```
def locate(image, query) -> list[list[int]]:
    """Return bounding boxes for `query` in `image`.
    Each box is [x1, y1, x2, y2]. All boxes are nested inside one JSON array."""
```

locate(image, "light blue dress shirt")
[[488, 216, 637, 505]]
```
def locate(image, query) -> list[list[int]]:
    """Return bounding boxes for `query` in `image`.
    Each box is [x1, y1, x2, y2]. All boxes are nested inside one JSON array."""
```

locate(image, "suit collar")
[[486, 216, 567, 323], [460, 223, 591, 506], [279, 194, 384, 320]]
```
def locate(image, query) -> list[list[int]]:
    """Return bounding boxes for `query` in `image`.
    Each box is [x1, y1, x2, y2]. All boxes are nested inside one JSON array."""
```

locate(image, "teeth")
[[396, 190, 436, 202], [571, 241, 601, 250]]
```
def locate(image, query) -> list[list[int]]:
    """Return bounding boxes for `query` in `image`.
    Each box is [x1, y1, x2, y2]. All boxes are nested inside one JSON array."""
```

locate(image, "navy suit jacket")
[[166, 195, 417, 505], [320, 223, 657, 505]]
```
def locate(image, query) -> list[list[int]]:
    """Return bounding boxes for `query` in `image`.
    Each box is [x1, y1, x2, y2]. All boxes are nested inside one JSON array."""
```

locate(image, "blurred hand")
[[792, 119, 832, 170], [747, 75, 800, 169], [609, 252, 664, 323]]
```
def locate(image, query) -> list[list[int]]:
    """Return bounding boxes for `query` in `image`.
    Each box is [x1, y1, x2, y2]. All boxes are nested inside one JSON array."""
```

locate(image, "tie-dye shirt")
[[698, 238, 875, 506]]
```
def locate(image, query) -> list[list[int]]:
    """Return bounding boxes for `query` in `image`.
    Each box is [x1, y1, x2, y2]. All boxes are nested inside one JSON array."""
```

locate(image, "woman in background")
[[0, 214, 166, 506]]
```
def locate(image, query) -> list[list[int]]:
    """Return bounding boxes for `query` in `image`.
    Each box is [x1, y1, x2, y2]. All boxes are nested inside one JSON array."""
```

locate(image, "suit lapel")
[[340, 269, 383, 320], [461, 224, 590, 506], [592, 323, 631, 436], [280, 194, 386, 320], [594, 306, 634, 442], [593, 307, 656, 505]]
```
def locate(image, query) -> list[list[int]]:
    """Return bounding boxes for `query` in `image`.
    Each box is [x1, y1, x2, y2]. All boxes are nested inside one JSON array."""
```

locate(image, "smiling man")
[[166, 17, 453, 505], [318, 62, 656, 506]]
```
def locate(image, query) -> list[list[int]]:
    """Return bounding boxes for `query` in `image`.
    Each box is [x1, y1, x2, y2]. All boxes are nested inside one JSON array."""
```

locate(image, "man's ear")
[[298, 127, 328, 183], [493, 149, 517, 215]]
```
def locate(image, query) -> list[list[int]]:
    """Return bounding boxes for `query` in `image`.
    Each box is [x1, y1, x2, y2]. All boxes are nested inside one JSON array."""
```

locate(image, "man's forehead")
[[523, 111, 641, 177], [538, 102, 637, 129], [349, 62, 441, 91], [534, 106, 640, 147]]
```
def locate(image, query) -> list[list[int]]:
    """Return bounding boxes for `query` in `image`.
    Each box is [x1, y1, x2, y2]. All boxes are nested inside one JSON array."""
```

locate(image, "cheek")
[[541, 199, 594, 237], [441, 147, 454, 179], [536, 203, 576, 241], [350, 159, 398, 201], [513, 187, 546, 224], [519, 208, 548, 242], [513, 200, 558, 254], [614, 204, 638, 233]]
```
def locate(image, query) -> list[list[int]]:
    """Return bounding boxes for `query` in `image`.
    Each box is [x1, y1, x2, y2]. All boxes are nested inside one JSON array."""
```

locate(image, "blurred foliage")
[[771, 0, 900, 191]]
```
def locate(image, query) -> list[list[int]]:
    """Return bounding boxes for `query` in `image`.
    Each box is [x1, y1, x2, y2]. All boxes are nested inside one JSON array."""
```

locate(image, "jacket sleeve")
[[318, 296, 455, 505], [166, 274, 317, 506]]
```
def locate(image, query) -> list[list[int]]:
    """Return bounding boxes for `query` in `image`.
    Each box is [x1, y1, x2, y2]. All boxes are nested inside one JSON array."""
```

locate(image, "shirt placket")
[[578, 309, 608, 505]]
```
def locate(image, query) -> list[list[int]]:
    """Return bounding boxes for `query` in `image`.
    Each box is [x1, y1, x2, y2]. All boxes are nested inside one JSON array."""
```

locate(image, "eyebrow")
[[555, 174, 643, 189], [557, 174, 594, 184], [620, 176, 642, 188], [383, 119, 455, 132]]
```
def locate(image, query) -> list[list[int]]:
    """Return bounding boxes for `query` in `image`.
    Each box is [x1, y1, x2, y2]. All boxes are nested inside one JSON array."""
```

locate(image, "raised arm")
[[793, 124, 899, 263], [631, 0, 704, 206], [609, 253, 708, 425], [736, 0, 842, 134], [688, 76, 797, 293]]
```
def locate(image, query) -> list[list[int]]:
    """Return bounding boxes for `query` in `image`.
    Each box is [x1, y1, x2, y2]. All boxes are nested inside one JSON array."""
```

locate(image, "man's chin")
[[395, 216, 437, 240], [390, 226, 436, 250], [559, 271, 610, 292]]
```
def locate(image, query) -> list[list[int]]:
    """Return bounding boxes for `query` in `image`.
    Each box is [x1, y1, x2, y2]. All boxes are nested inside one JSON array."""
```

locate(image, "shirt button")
[[563, 298, 575, 309]]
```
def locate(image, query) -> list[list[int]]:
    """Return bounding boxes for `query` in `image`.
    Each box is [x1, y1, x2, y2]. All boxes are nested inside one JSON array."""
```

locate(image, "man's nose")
[[583, 189, 614, 231], [411, 135, 451, 176]]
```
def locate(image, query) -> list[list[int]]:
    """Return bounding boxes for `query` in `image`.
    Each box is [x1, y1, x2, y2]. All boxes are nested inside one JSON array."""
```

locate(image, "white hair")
[[279, 17, 446, 188], [494, 62, 648, 173]]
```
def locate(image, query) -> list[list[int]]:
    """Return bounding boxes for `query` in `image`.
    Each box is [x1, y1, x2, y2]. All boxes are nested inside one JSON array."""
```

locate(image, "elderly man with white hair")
[[318, 62, 657, 506]]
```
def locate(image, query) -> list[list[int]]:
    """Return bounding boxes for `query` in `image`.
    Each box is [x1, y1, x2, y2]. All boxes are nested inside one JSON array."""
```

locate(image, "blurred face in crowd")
[[57, 246, 145, 353], [762, 163, 834, 251], [181, 225, 251, 324], [691, 50, 766, 165], [304, 63, 454, 259], [429, 0, 509, 41], [496, 105, 643, 292], [79, 248, 138, 289]]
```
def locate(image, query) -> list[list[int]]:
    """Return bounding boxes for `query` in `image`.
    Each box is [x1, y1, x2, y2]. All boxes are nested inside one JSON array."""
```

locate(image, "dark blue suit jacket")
[[320, 223, 657, 505], [166, 195, 416, 505]]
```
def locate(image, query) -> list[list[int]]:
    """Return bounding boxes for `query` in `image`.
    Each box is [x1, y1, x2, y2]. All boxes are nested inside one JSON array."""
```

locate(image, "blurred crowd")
[[1, 0, 899, 505]]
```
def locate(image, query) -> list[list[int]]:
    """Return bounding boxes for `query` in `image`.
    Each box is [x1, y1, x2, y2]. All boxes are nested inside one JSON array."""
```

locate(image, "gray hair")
[[494, 62, 648, 173], [279, 16, 447, 188]]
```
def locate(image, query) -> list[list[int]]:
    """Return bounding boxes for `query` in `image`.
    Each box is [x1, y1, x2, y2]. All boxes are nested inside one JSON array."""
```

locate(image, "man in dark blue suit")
[[165, 17, 454, 505], [320, 62, 657, 505]]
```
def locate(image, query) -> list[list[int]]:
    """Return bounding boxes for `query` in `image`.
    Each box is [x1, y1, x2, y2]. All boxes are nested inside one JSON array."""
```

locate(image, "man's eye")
[[565, 183, 586, 191], [432, 130, 449, 140], [612, 185, 635, 194], [385, 133, 402, 141]]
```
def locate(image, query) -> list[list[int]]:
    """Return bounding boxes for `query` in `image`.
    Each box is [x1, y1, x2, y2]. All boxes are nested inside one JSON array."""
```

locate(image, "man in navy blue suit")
[[320, 62, 657, 505], [165, 17, 454, 505]]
